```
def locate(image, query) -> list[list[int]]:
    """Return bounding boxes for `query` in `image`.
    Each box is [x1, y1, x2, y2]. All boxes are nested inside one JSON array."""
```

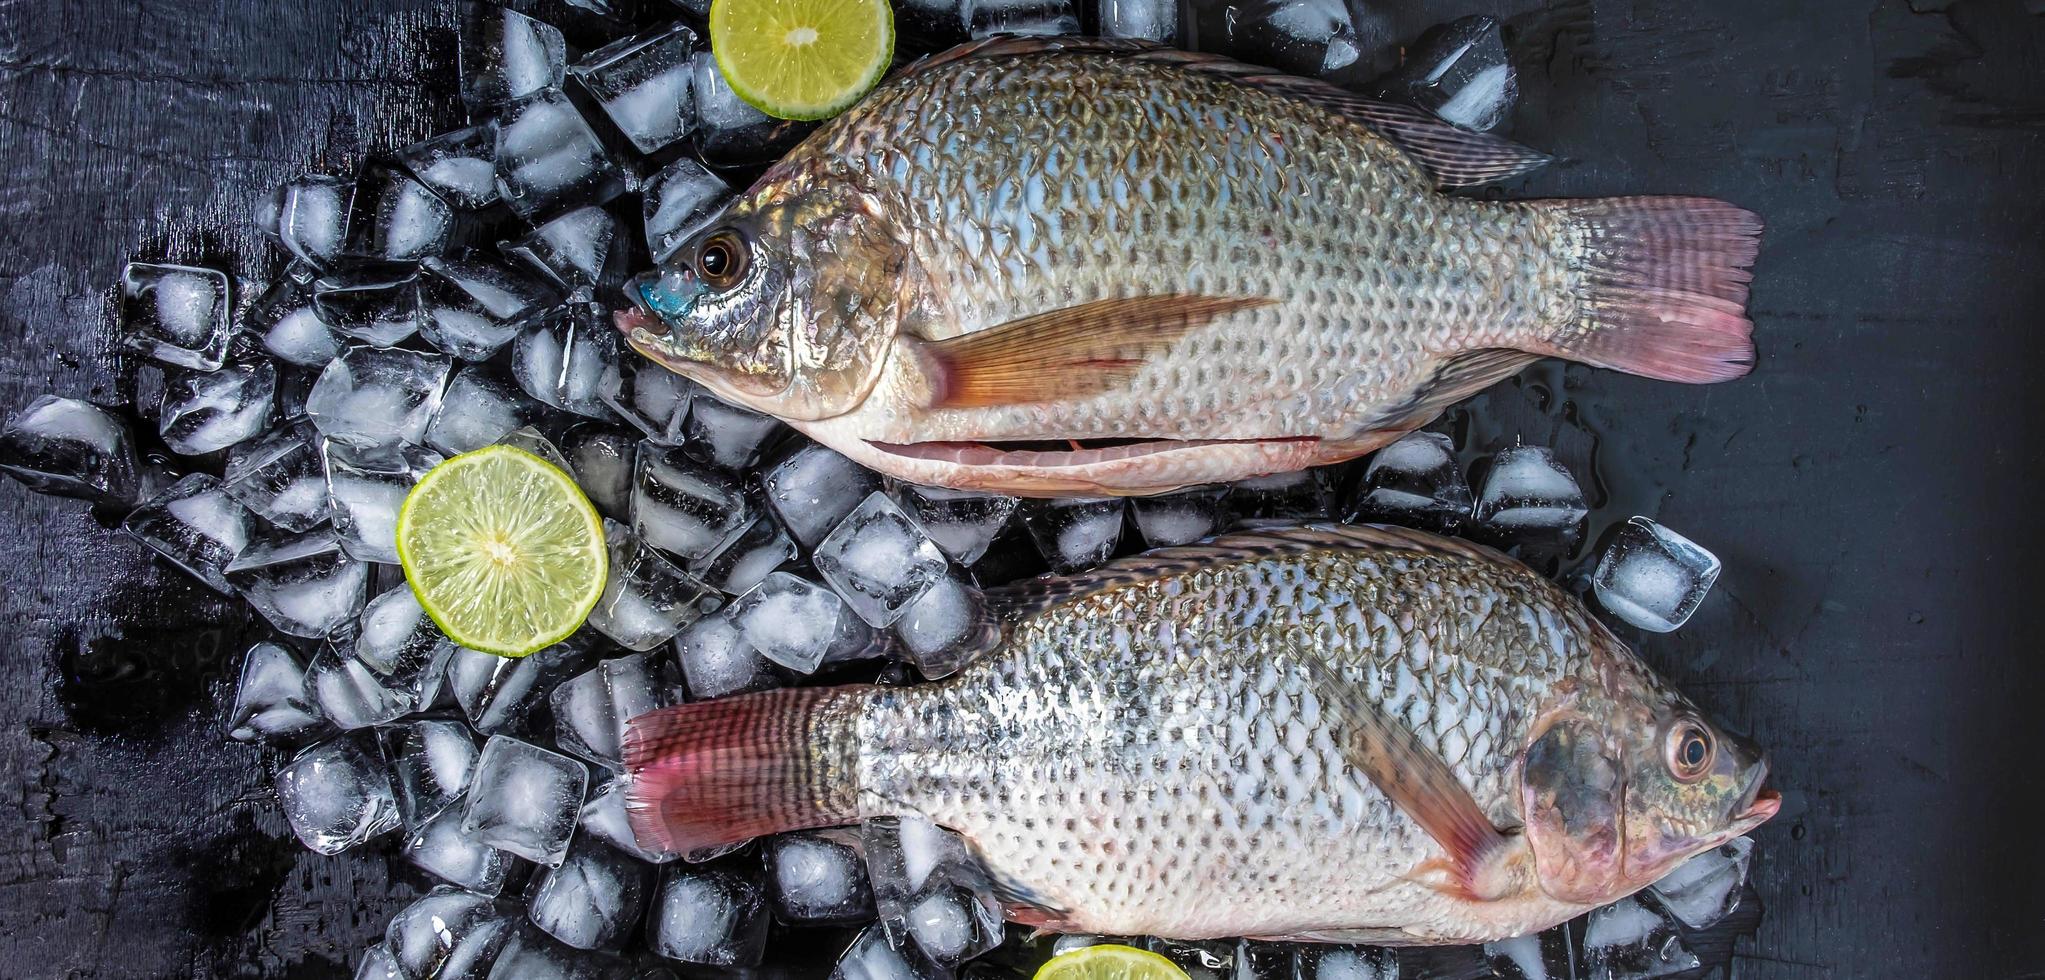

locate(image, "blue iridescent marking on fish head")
[[634, 268, 709, 330]]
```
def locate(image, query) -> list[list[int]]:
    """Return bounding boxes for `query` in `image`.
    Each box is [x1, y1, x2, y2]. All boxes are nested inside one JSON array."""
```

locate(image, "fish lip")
[[1734, 763, 1780, 825], [613, 307, 662, 338]]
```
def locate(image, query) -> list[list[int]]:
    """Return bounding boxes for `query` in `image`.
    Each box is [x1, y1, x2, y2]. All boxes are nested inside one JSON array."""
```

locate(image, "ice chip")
[[361, 166, 455, 262], [404, 797, 514, 895], [689, 50, 816, 166], [322, 440, 445, 564], [159, 360, 276, 456], [643, 157, 731, 264], [1583, 896, 1700, 978], [119, 262, 233, 370], [386, 887, 516, 980], [306, 345, 452, 451], [814, 492, 949, 628], [1221, 0, 1360, 76], [1646, 835, 1752, 929], [268, 176, 355, 269], [551, 651, 681, 767], [673, 611, 781, 700], [893, 573, 994, 680], [494, 90, 627, 219], [632, 444, 752, 560], [383, 717, 480, 829], [1349, 431, 1471, 531], [0, 395, 142, 505], [767, 832, 876, 924], [226, 527, 370, 638], [447, 638, 597, 736], [273, 732, 399, 854], [526, 837, 653, 951], [250, 276, 343, 368], [761, 442, 883, 550], [461, 3, 568, 111], [503, 205, 632, 293], [1129, 484, 1227, 548], [571, 23, 699, 154], [560, 423, 637, 518], [122, 474, 255, 593], [399, 124, 502, 210], [425, 367, 546, 456], [648, 861, 771, 966], [731, 572, 871, 673], [579, 776, 680, 864], [1097, 0, 1178, 41], [1474, 446, 1587, 532], [1591, 517, 1722, 633], [1375, 16, 1516, 132], [831, 925, 948, 980], [227, 641, 327, 743], [680, 394, 783, 472], [963, 0, 1080, 38], [898, 485, 1016, 566], [690, 513, 794, 596], [1229, 468, 1333, 522], [601, 357, 696, 441], [1020, 496, 1125, 573], [463, 735, 590, 866]]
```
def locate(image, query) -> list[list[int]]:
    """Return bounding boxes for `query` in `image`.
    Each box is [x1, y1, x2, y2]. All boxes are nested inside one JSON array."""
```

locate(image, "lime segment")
[[1033, 945, 1193, 980], [710, 0, 894, 121], [396, 445, 607, 658]]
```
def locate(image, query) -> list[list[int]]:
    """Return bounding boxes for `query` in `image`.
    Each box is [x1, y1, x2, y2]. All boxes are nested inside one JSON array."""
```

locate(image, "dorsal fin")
[[984, 522, 1519, 620], [890, 37, 1552, 189]]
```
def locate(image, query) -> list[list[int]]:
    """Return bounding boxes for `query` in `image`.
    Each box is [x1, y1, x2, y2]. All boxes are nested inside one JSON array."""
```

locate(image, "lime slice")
[[710, 0, 894, 121], [396, 445, 607, 658], [1033, 945, 1192, 980]]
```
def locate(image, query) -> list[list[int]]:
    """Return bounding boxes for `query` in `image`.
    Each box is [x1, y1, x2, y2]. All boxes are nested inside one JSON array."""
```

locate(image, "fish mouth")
[[865, 436, 1320, 469], [614, 307, 663, 337], [1733, 763, 1780, 828]]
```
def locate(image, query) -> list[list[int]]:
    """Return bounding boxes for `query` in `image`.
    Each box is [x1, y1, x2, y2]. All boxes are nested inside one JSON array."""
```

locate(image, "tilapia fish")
[[624, 525, 1777, 944], [615, 36, 1763, 496]]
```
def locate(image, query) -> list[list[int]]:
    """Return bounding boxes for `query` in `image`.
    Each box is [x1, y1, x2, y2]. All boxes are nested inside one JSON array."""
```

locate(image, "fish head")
[[615, 184, 907, 422], [1519, 682, 1776, 905]]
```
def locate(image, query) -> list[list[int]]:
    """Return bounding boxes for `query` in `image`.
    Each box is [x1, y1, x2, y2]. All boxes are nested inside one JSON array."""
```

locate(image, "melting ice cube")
[[690, 513, 795, 596], [1021, 496, 1126, 573], [384, 886, 516, 980], [226, 641, 327, 743], [1583, 896, 1701, 978], [559, 422, 637, 518], [689, 50, 815, 167], [460, 3, 567, 111], [631, 444, 752, 561], [963, 0, 1080, 37], [1484, 929, 1576, 980], [359, 165, 455, 262], [321, 440, 445, 564], [730, 571, 872, 673], [600, 356, 695, 441], [1228, 468, 1334, 522], [119, 262, 233, 371], [307, 641, 446, 730], [250, 277, 342, 368], [420, 251, 561, 361], [898, 484, 1017, 566], [493, 90, 627, 220], [223, 424, 331, 531], [680, 394, 783, 472], [761, 442, 883, 551], [525, 837, 653, 951], [1375, 15, 1517, 132], [551, 651, 681, 768], [398, 124, 502, 211], [767, 832, 877, 925], [225, 527, 370, 638], [382, 717, 480, 829], [462, 735, 590, 866], [1292, 945, 1396, 979], [512, 309, 622, 419], [672, 610, 782, 700], [446, 638, 597, 736], [424, 367, 545, 456], [1646, 835, 1752, 929], [486, 926, 628, 979], [1218, 0, 1361, 76], [305, 345, 452, 451], [893, 573, 995, 680], [578, 776, 680, 864], [1097, 0, 1179, 41], [648, 861, 771, 967], [122, 474, 256, 593], [643, 156, 732, 264], [159, 360, 276, 456], [273, 732, 400, 854], [502, 205, 632, 293], [1129, 484, 1228, 548], [311, 261, 425, 347], [403, 798, 513, 896], [570, 22, 699, 154], [1349, 430, 1471, 531], [1474, 445, 1587, 532], [1590, 517, 1722, 633], [814, 491, 949, 628], [0, 395, 142, 505], [266, 176, 355, 270], [831, 925, 948, 980]]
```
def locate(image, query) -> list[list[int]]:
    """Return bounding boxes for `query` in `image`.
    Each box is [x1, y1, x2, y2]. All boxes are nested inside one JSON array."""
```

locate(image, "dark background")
[[1, 0, 2041, 977]]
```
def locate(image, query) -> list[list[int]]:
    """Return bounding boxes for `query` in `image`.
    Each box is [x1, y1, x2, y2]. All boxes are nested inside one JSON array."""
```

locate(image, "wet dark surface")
[[0, 0, 2041, 977]]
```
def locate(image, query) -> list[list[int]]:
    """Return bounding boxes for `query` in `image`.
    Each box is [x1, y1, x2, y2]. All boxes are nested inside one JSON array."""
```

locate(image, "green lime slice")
[[396, 445, 607, 658], [1033, 945, 1193, 980], [710, 0, 894, 121]]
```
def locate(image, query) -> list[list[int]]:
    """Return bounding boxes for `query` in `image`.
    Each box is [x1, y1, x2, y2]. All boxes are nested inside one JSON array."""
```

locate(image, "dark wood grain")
[[0, 0, 2040, 977]]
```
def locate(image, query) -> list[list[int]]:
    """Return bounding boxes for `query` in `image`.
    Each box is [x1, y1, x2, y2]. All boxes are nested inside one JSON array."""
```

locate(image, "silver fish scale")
[[854, 545, 1614, 942], [808, 53, 1580, 444]]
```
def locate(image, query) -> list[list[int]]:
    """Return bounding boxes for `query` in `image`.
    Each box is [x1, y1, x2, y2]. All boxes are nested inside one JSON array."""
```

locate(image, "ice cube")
[[1129, 484, 1227, 548], [730, 572, 872, 673], [815, 492, 948, 628], [1219, 0, 1361, 76], [689, 50, 815, 167], [1474, 446, 1587, 532], [354, 944, 400, 980], [360, 166, 455, 262], [509, 322, 565, 412], [227, 641, 327, 743], [399, 124, 502, 210], [601, 358, 695, 441], [502, 205, 632, 293], [901, 884, 1000, 966], [690, 513, 794, 595], [1646, 835, 1751, 929], [322, 440, 445, 563], [460, 3, 568, 111], [680, 394, 782, 472], [308, 641, 447, 730], [631, 445, 752, 561], [310, 261, 424, 346], [589, 527, 717, 652], [832, 925, 948, 980], [268, 176, 355, 269], [273, 732, 399, 854], [865, 817, 998, 966], [404, 798, 514, 895], [761, 443, 882, 551], [1483, 930, 1575, 980], [1349, 431, 1471, 531], [1590, 517, 1722, 633], [552, 652, 681, 767], [898, 485, 1017, 566], [1582, 896, 1700, 978], [672, 611, 781, 700], [1293, 945, 1395, 979], [579, 776, 680, 864], [893, 574, 994, 680], [0, 395, 142, 505], [250, 277, 343, 368], [119, 262, 233, 370], [526, 837, 653, 951], [494, 90, 627, 219], [571, 23, 699, 154], [1375, 16, 1516, 132], [158, 360, 276, 456], [1020, 496, 1125, 573], [463, 735, 591, 866], [648, 861, 771, 966], [226, 528, 370, 638], [306, 345, 452, 451], [1228, 469, 1333, 522], [447, 638, 597, 735], [767, 832, 876, 924], [385, 887, 516, 980], [513, 311, 620, 419], [498, 425, 574, 472], [963, 0, 1080, 38], [1233, 940, 1297, 978], [642, 157, 731, 264], [383, 717, 480, 828], [487, 927, 631, 980], [222, 425, 330, 530], [559, 423, 637, 518], [425, 367, 546, 456], [122, 474, 255, 593], [1097, 0, 1178, 42]]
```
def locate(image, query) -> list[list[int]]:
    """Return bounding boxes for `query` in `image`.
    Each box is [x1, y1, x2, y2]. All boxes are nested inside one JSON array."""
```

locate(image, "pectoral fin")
[[915, 294, 1272, 409], [1296, 657, 1518, 901]]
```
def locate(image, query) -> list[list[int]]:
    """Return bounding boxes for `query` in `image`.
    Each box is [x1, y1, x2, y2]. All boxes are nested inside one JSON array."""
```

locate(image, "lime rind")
[[710, 0, 895, 121], [396, 445, 608, 658], [1032, 944, 1193, 980]]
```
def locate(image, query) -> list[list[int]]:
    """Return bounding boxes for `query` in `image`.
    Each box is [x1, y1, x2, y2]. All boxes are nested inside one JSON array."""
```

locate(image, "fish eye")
[[1666, 722, 1715, 781], [696, 231, 747, 290]]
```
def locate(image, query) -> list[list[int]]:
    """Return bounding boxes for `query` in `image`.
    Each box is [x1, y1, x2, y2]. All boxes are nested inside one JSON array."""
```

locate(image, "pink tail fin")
[[623, 687, 866, 855], [1539, 196, 1763, 383]]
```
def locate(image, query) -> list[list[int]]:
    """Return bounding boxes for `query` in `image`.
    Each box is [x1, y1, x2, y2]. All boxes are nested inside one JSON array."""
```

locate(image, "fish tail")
[[1538, 196, 1763, 383], [623, 686, 868, 855]]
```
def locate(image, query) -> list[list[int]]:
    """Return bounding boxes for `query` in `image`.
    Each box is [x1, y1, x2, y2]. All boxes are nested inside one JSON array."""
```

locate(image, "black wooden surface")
[[1, 1, 2041, 977]]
